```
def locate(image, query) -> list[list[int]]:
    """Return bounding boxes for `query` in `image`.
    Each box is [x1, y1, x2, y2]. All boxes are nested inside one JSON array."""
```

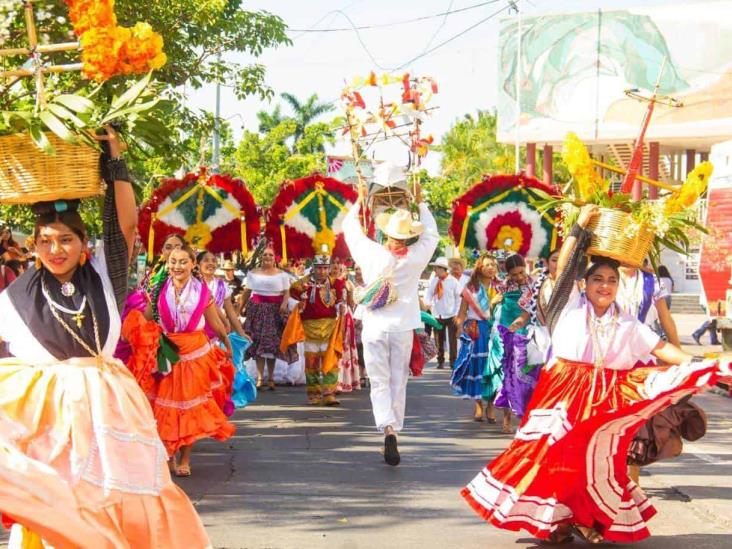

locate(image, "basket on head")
[[586, 207, 654, 268], [0, 132, 103, 205]]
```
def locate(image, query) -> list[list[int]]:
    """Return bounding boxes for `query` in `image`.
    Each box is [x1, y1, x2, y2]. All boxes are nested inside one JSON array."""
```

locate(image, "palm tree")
[[280, 92, 335, 145], [256, 105, 285, 134]]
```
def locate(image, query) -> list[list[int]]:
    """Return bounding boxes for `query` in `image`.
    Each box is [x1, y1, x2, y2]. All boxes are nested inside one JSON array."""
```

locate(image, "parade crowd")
[[0, 141, 730, 548]]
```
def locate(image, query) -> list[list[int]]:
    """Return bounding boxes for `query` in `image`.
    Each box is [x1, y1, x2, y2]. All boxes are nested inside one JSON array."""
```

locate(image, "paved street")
[[1, 314, 728, 548], [182, 363, 732, 548]]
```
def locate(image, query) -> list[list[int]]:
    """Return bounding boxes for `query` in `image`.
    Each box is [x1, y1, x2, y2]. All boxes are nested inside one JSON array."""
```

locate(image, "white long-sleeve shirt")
[[343, 202, 439, 334], [425, 274, 461, 319]]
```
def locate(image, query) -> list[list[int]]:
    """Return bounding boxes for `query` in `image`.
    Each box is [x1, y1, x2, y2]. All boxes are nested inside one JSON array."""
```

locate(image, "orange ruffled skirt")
[[0, 355, 211, 549], [123, 310, 235, 456]]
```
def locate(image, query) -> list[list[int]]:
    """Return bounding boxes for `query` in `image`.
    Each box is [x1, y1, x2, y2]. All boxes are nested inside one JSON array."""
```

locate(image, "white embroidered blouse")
[[550, 286, 660, 371]]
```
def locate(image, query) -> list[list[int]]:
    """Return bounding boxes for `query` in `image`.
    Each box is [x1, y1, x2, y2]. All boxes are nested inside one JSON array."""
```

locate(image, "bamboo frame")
[[0, 2, 83, 108], [591, 159, 681, 193]]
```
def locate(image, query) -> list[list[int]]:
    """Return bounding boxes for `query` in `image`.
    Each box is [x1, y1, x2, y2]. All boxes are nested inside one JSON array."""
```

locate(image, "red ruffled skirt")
[[462, 358, 721, 543], [123, 310, 235, 456]]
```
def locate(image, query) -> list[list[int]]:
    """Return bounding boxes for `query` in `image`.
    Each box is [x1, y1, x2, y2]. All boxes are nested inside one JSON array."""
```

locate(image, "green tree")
[[0, 1, 291, 230], [256, 104, 285, 134], [233, 118, 336, 205], [423, 109, 570, 212], [280, 92, 335, 150]]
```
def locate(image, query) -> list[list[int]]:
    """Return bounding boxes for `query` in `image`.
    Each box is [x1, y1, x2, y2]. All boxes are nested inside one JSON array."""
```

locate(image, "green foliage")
[[0, 198, 103, 237], [279, 92, 335, 146], [0, 0, 290, 227], [113, 0, 290, 101], [423, 110, 570, 212], [233, 120, 326, 205]]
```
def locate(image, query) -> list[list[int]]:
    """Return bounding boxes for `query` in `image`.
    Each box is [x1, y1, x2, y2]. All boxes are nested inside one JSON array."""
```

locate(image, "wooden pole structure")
[[0, 2, 82, 108]]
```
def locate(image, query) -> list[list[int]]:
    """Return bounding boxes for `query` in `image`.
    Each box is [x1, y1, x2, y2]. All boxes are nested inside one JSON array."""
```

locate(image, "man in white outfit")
[[425, 257, 461, 369], [343, 177, 439, 466]]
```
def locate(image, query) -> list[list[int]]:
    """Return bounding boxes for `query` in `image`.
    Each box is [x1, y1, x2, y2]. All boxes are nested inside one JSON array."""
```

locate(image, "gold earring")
[[79, 253, 87, 267], [35, 256, 41, 270]]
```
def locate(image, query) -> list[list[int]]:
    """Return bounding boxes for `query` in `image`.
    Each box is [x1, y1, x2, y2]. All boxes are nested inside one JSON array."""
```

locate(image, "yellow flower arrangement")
[[664, 161, 713, 215], [65, 0, 166, 81], [561, 132, 608, 200]]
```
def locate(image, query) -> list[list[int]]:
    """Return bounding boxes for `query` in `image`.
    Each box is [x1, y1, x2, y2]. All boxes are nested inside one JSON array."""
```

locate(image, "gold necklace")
[[43, 278, 102, 356]]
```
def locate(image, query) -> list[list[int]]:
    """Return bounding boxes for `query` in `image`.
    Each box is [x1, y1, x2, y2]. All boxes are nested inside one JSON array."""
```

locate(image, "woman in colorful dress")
[[198, 250, 256, 410], [337, 263, 361, 393], [462, 205, 729, 545], [115, 232, 186, 362], [241, 246, 296, 390], [484, 253, 535, 433], [452, 253, 499, 422], [0, 129, 211, 547], [124, 244, 235, 477], [352, 264, 368, 386]]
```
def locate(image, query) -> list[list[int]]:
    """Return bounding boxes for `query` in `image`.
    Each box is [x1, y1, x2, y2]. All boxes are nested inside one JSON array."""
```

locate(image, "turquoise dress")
[[482, 287, 529, 401]]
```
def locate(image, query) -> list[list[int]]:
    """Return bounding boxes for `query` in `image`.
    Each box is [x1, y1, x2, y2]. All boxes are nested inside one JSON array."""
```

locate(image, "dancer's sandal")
[[268, 380, 276, 391], [175, 464, 192, 478], [486, 417, 497, 424], [569, 525, 603, 544], [540, 530, 574, 545], [255, 377, 263, 389]]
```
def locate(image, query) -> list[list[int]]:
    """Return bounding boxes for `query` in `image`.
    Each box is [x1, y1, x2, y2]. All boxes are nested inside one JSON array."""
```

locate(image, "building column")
[[686, 149, 696, 175], [526, 142, 536, 177], [648, 142, 660, 199], [700, 151, 709, 162], [542, 144, 553, 185]]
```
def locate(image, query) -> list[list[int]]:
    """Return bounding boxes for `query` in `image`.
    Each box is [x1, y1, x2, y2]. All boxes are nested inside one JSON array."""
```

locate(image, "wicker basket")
[[586, 207, 655, 268], [0, 132, 103, 205]]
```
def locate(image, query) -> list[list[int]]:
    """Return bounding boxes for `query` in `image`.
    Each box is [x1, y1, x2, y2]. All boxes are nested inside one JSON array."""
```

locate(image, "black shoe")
[[384, 434, 400, 466], [436, 363, 445, 370], [692, 334, 702, 345]]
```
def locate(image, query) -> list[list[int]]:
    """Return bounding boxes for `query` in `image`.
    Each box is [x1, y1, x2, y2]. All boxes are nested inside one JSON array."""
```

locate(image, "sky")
[[185, 0, 720, 175]]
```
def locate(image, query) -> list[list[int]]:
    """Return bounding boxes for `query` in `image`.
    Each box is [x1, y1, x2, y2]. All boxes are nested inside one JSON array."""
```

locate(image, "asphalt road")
[[180, 367, 732, 549]]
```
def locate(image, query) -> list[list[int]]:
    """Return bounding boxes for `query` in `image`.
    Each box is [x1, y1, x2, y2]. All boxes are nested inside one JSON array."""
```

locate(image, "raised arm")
[[100, 126, 137, 261], [545, 205, 598, 334], [343, 201, 383, 270], [99, 126, 137, 311], [410, 201, 439, 267]]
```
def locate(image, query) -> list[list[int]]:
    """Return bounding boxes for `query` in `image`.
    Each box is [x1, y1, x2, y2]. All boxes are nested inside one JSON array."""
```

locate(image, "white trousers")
[[362, 329, 413, 433]]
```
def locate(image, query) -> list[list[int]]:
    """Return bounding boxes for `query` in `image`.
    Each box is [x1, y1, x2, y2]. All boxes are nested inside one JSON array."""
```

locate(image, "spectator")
[[693, 317, 720, 346], [657, 265, 674, 309], [448, 257, 470, 290], [0, 225, 25, 262], [425, 257, 462, 369], [222, 259, 243, 302]]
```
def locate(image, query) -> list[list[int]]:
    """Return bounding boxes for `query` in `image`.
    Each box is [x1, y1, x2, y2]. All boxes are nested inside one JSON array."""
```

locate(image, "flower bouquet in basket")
[[536, 132, 709, 269], [0, 1, 173, 204]]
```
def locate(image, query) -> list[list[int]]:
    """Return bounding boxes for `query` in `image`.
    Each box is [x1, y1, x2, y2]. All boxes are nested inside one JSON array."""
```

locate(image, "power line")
[[393, 2, 512, 70], [420, 0, 457, 54], [289, 0, 365, 40], [288, 0, 502, 33]]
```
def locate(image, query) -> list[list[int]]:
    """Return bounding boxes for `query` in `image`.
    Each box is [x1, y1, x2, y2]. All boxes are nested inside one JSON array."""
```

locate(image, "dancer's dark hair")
[[31, 200, 86, 241], [504, 253, 526, 272], [584, 255, 620, 279]]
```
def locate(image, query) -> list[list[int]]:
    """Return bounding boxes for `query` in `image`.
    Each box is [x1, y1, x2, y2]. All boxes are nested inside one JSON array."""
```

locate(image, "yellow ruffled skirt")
[[0, 355, 211, 548]]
